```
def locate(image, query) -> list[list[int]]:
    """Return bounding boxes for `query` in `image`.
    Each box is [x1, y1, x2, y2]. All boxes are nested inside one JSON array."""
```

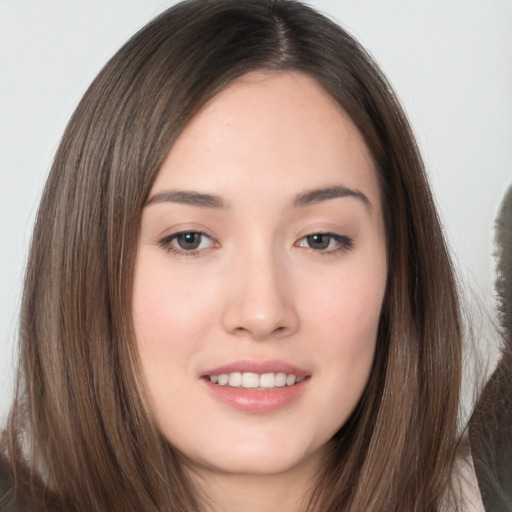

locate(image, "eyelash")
[[159, 231, 216, 257], [294, 233, 354, 254], [158, 231, 354, 257]]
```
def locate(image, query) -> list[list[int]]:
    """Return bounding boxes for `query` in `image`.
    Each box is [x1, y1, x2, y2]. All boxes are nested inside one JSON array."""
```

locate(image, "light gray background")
[[1, 0, 511, 423]]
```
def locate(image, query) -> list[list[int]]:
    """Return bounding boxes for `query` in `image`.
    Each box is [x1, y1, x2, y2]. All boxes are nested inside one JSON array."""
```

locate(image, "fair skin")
[[132, 70, 387, 512]]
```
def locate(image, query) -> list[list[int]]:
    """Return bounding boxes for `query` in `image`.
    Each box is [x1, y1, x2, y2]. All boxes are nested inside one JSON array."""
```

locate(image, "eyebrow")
[[145, 190, 229, 209], [145, 185, 372, 211], [292, 186, 372, 211]]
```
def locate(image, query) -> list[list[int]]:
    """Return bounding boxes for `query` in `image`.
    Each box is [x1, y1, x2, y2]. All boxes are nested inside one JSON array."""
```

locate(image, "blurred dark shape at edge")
[[469, 185, 512, 512]]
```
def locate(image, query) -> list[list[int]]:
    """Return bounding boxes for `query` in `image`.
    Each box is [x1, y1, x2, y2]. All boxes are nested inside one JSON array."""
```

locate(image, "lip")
[[200, 359, 310, 414], [201, 359, 309, 378]]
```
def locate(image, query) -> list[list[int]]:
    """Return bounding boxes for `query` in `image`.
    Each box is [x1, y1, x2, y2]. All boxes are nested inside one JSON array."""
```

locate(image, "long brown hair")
[[2, 1, 463, 510]]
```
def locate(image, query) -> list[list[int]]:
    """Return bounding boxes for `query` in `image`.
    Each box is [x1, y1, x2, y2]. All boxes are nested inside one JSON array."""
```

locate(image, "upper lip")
[[201, 359, 309, 378]]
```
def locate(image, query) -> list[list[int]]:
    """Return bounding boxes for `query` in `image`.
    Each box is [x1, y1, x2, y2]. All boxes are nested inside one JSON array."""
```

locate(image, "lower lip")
[[202, 378, 309, 414]]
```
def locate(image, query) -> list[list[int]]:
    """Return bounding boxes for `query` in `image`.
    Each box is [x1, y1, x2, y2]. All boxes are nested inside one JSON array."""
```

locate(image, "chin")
[[176, 428, 330, 478]]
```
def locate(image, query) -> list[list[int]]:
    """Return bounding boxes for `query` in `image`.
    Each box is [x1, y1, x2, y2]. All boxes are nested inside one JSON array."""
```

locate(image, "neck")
[[189, 448, 326, 512]]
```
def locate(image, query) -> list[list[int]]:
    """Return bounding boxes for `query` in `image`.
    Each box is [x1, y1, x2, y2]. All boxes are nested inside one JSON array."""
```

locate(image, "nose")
[[221, 246, 299, 341]]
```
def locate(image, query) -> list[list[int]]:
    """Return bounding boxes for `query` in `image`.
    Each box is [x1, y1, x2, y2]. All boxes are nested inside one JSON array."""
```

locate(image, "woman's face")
[[133, 71, 387, 478]]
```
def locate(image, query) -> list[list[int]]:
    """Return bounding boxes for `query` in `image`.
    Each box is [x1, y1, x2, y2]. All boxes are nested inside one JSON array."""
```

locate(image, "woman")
[[0, 0, 475, 510]]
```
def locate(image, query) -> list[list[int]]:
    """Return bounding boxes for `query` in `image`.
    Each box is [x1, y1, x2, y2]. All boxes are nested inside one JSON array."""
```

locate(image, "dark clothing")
[[0, 456, 15, 512]]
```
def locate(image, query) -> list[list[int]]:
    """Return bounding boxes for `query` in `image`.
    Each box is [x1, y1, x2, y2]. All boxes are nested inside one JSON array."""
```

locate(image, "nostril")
[[232, 323, 290, 340]]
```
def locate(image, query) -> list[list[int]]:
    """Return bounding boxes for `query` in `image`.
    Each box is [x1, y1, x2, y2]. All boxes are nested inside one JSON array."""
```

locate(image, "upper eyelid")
[[164, 230, 212, 240], [159, 227, 213, 242], [297, 231, 351, 241], [161, 229, 210, 239]]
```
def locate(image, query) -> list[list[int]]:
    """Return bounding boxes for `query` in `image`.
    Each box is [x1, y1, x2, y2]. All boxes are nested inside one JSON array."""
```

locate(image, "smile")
[[200, 360, 310, 412], [207, 372, 305, 389]]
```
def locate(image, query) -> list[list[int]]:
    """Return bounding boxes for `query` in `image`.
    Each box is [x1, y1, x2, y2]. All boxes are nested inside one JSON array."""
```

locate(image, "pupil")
[[177, 232, 201, 250], [308, 234, 330, 250]]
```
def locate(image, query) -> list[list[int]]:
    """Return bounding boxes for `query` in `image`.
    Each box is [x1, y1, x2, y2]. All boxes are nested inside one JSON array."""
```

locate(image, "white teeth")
[[259, 373, 275, 388], [275, 372, 287, 387], [286, 374, 296, 386], [241, 372, 259, 388], [228, 372, 242, 387], [207, 371, 304, 389]]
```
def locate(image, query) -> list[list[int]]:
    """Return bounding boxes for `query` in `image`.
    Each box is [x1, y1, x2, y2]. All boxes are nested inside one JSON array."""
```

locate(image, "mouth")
[[205, 372, 306, 390], [200, 360, 310, 413]]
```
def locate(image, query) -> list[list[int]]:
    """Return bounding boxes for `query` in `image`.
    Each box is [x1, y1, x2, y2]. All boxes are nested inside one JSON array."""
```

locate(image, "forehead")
[[152, 70, 379, 209]]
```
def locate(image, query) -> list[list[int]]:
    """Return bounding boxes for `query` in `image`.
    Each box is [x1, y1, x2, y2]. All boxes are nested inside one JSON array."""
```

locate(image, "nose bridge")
[[222, 234, 298, 340]]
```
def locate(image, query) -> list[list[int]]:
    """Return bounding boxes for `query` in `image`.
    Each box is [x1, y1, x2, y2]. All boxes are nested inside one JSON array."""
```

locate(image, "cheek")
[[132, 253, 218, 375], [308, 263, 385, 339], [131, 253, 225, 436], [302, 260, 386, 390]]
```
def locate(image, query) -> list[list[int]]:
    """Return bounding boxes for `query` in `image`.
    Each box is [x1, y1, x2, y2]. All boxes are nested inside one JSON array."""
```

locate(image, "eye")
[[295, 233, 354, 252], [159, 231, 216, 254]]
